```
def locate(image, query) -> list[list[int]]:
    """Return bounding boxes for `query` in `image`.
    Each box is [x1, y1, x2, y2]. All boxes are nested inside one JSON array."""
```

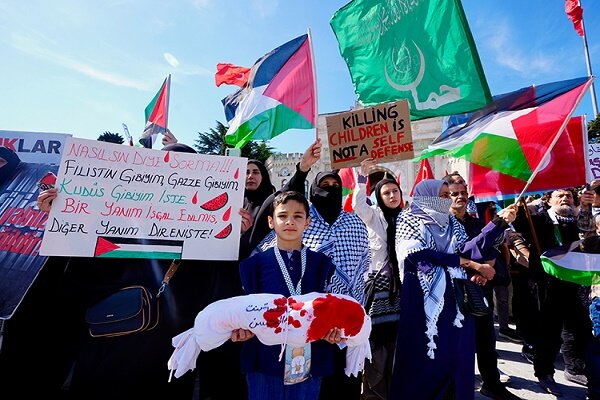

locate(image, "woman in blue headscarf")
[[389, 179, 514, 400]]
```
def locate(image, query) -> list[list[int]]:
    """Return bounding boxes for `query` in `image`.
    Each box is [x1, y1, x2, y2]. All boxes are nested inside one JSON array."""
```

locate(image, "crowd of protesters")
[[1, 133, 600, 400]]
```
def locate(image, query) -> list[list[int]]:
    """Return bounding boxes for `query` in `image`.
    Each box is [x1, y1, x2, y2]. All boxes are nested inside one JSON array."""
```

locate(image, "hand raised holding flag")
[[299, 138, 322, 172]]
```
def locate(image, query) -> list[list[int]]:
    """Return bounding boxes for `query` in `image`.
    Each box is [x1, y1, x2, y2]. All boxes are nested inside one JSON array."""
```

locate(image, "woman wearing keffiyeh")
[[389, 179, 513, 400]]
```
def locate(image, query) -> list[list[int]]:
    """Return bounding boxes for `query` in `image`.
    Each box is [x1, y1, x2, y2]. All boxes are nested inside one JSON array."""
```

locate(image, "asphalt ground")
[[474, 324, 588, 399]]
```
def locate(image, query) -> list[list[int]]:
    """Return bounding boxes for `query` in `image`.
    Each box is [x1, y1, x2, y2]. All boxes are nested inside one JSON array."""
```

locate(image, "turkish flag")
[[410, 159, 434, 196], [470, 116, 586, 200], [565, 0, 584, 36], [215, 63, 251, 87]]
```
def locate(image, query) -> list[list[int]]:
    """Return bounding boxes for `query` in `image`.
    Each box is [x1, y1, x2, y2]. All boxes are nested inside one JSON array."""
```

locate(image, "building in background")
[[265, 114, 468, 200]]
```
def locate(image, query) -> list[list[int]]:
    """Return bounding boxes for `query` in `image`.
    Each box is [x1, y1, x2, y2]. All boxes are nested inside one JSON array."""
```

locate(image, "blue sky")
[[0, 0, 598, 154]]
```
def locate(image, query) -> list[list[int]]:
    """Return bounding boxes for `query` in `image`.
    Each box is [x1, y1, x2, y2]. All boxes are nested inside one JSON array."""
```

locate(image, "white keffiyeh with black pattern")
[[395, 212, 469, 359]]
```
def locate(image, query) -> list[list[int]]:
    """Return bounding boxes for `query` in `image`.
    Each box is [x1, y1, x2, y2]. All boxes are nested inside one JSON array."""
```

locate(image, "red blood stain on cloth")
[[288, 297, 305, 310], [263, 297, 287, 329], [287, 316, 302, 328], [306, 294, 365, 342]]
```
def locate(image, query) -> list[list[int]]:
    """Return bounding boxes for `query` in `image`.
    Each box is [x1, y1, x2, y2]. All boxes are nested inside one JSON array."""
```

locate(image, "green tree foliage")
[[194, 121, 276, 163], [194, 121, 229, 156], [589, 115, 600, 143], [97, 131, 125, 144]]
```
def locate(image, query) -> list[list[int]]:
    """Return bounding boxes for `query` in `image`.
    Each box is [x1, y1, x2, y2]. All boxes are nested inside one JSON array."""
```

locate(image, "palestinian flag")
[[338, 167, 357, 212], [222, 34, 316, 149], [95, 237, 183, 259], [417, 77, 592, 180], [338, 167, 371, 212], [140, 75, 171, 149], [541, 240, 600, 286], [470, 116, 587, 201]]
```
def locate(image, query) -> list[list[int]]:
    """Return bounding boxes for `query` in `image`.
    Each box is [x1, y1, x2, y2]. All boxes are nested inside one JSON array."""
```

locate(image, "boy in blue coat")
[[233, 191, 343, 400]]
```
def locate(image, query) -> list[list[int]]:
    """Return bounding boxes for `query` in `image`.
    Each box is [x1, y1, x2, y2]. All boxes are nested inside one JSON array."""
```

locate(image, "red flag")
[[215, 63, 251, 87], [565, 0, 584, 36], [338, 167, 371, 212], [410, 159, 434, 196], [395, 175, 405, 208], [470, 116, 587, 201]]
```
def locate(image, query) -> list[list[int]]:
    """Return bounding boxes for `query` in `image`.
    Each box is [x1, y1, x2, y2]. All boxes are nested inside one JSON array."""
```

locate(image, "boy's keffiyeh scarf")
[[257, 205, 371, 305], [396, 212, 469, 359]]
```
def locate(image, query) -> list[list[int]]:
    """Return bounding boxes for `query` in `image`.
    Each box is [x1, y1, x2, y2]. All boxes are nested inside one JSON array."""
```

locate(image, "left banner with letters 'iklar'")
[[0, 130, 70, 319], [39, 137, 247, 261]]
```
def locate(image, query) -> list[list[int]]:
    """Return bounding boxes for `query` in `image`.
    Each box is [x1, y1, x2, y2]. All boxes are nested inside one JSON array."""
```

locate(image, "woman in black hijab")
[[244, 160, 274, 218], [239, 160, 273, 258], [310, 171, 343, 225], [352, 159, 403, 400], [243, 139, 323, 257], [306, 170, 370, 400]]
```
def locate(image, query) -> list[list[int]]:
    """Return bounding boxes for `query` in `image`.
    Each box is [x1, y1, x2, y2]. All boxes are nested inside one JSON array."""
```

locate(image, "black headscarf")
[[161, 143, 198, 154], [244, 160, 273, 219], [310, 171, 343, 225], [374, 178, 403, 297]]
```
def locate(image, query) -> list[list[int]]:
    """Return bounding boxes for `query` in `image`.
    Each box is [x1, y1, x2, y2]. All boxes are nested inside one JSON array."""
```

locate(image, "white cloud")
[[251, 0, 279, 18], [9, 33, 153, 91], [481, 21, 557, 77], [163, 52, 180, 67], [192, 0, 212, 10]]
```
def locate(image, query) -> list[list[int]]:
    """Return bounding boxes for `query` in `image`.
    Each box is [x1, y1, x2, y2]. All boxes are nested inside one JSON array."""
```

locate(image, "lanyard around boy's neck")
[[274, 247, 307, 296]]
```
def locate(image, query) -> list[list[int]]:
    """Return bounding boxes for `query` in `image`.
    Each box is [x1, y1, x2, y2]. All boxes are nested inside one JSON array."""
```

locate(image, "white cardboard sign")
[[40, 137, 247, 260]]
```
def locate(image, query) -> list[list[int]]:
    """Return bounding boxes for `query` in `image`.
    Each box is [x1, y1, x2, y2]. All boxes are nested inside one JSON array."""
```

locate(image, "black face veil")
[[310, 171, 342, 225]]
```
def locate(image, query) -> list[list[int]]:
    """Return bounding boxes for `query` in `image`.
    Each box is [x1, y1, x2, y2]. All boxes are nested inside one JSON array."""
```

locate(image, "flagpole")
[[516, 77, 594, 201], [580, 1, 599, 118], [307, 28, 319, 140], [583, 114, 592, 182], [122, 123, 133, 146], [165, 74, 172, 132]]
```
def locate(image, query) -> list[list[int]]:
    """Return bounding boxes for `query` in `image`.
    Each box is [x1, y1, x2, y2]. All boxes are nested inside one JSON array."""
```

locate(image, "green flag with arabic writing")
[[330, 0, 492, 120]]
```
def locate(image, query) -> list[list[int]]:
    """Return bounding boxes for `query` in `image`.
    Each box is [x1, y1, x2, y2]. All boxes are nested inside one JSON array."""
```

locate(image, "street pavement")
[[474, 324, 588, 399]]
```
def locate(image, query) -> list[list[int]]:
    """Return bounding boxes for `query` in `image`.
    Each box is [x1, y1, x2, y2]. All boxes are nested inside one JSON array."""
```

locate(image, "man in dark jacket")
[[513, 188, 593, 396]]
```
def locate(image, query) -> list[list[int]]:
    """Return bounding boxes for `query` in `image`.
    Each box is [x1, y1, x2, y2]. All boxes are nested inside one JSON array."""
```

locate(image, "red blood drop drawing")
[[214, 223, 232, 239], [234, 168, 239, 179], [192, 192, 198, 205], [222, 206, 232, 221], [200, 192, 228, 211], [164, 152, 170, 162]]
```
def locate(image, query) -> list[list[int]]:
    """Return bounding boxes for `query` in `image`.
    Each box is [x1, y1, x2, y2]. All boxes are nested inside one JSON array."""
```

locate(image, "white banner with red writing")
[[40, 137, 246, 260]]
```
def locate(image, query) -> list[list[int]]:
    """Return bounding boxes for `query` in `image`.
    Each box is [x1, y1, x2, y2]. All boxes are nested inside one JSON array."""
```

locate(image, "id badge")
[[283, 344, 311, 385]]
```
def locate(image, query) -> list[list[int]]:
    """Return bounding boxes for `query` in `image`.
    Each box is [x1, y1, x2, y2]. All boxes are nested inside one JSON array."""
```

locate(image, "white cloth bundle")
[[168, 292, 372, 379]]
